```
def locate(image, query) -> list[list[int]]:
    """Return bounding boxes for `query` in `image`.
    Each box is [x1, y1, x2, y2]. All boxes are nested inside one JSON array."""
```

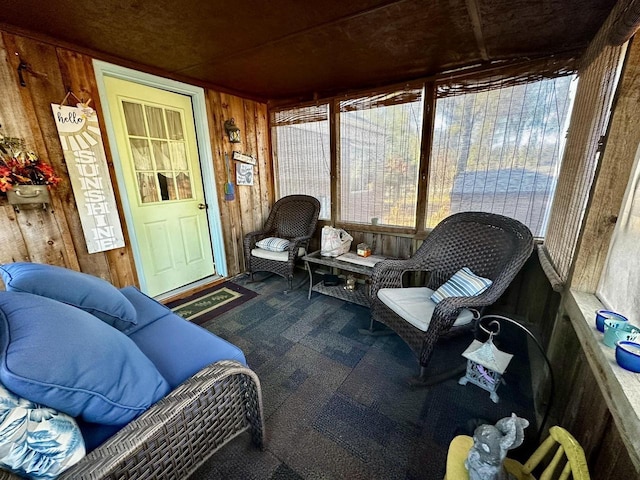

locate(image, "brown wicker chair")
[[244, 195, 320, 290], [0, 360, 264, 480], [369, 211, 534, 384]]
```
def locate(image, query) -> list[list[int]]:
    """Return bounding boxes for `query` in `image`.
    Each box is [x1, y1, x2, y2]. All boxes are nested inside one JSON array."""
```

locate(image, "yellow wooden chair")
[[445, 426, 590, 480]]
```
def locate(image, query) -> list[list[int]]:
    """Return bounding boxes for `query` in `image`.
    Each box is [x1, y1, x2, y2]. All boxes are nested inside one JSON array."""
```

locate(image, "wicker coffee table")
[[302, 250, 386, 307]]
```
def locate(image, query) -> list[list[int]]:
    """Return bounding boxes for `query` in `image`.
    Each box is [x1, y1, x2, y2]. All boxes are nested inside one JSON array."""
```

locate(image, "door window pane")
[[157, 172, 177, 201], [129, 138, 152, 170], [152, 140, 171, 170], [176, 171, 193, 199], [166, 110, 184, 140], [122, 102, 146, 136], [170, 142, 188, 170], [145, 105, 167, 139], [137, 172, 159, 203], [122, 100, 194, 203]]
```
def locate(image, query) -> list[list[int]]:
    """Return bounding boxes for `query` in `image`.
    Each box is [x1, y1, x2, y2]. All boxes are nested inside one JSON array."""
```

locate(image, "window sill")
[[565, 289, 640, 469]]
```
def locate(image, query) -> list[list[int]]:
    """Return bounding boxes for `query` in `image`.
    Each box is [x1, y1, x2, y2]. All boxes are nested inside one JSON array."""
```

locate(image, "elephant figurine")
[[465, 413, 529, 480]]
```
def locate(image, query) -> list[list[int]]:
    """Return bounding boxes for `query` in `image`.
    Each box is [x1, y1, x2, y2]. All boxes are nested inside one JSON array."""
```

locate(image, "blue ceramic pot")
[[604, 320, 640, 348], [595, 309, 627, 333], [615, 341, 640, 373]]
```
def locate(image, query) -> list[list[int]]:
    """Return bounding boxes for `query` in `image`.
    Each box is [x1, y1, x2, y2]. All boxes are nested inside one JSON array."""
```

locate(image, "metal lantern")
[[224, 118, 241, 143], [459, 325, 513, 403]]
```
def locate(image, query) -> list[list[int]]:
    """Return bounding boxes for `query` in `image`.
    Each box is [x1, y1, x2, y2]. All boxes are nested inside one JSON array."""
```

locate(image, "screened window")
[[271, 105, 331, 219], [427, 76, 576, 237], [270, 75, 577, 238], [339, 88, 423, 227]]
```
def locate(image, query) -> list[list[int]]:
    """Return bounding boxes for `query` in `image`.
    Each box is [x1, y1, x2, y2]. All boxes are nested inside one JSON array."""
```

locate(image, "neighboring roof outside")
[[451, 168, 555, 195]]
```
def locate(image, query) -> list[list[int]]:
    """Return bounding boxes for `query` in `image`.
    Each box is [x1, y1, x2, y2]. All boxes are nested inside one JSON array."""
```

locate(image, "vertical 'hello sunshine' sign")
[[52, 103, 125, 253]]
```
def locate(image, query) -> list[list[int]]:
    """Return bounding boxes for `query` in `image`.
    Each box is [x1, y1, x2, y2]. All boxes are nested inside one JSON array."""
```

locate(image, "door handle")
[[198, 203, 208, 210]]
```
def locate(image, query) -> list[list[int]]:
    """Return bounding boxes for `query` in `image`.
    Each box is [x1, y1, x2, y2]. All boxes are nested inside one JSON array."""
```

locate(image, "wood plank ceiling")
[[0, 0, 617, 101]]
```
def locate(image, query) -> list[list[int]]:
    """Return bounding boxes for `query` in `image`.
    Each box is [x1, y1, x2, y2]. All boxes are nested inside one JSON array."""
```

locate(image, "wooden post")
[[569, 38, 640, 291]]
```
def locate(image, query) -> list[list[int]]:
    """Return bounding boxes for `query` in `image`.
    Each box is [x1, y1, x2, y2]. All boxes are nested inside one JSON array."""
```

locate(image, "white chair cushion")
[[377, 287, 475, 332], [251, 247, 306, 262]]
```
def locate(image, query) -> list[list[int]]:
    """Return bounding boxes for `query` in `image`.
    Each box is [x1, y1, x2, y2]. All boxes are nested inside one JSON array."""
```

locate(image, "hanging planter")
[[6, 184, 51, 210], [1, 133, 60, 212]]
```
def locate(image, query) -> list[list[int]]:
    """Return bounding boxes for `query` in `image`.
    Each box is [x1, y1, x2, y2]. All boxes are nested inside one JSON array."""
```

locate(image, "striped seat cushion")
[[255, 237, 290, 252]]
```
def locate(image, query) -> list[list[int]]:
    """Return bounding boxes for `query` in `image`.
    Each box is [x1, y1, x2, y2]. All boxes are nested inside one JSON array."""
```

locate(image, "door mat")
[[166, 282, 258, 325]]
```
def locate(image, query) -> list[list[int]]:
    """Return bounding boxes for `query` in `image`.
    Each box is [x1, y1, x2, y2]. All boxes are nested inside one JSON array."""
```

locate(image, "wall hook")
[[15, 54, 48, 87], [17, 61, 28, 87]]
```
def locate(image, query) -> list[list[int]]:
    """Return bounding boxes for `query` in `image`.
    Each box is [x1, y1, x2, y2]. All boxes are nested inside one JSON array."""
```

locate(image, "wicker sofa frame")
[[244, 195, 320, 290], [0, 360, 264, 480], [369, 211, 534, 381]]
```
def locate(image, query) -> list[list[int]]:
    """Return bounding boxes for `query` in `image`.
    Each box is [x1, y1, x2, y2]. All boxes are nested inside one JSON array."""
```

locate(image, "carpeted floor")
[[189, 271, 537, 480]]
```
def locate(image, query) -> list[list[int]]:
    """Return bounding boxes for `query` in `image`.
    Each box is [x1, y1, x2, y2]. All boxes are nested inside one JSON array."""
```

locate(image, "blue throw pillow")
[[430, 267, 493, 303], [0, 292, 170, 425], [0, 262, 137, 331], [0, 384, 85, 479]]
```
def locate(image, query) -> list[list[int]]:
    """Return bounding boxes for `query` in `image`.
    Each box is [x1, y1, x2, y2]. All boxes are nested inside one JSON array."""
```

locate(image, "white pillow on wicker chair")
[[255, 237, 290, 252], [377, 287, 475, 332], [251, 247, 306, 262]]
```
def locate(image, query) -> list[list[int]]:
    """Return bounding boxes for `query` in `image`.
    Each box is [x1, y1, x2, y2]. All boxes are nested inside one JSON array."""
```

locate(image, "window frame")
[[270, 101, 332, 220], [269, 68, 577, 239], [334, 83, 426, 229]]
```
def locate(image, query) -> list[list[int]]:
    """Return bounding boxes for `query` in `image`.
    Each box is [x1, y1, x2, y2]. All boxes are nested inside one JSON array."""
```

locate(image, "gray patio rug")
[[189, 271, 537, 480]]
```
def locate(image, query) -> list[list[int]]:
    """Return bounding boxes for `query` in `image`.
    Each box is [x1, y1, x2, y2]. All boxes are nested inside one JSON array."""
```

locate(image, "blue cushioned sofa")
[[0, 263, 264, 480]]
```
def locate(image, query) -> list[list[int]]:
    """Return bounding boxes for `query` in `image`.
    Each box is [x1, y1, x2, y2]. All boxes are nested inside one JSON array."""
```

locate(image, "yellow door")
[[104, 77, 215, 296]]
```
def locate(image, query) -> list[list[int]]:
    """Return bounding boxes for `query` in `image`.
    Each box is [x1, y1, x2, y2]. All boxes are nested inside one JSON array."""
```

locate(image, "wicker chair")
[[0, 360, 264, 480], [445, 425, 590, 480], [369, 212, 534, 384], [244, 195, 320, 290]]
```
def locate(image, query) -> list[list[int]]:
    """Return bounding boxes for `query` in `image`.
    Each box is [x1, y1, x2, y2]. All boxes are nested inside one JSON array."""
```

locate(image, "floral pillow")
[[0, 384, 85, 479]]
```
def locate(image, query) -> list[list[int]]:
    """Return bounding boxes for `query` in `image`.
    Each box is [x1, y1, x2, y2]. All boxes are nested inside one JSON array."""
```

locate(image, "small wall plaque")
[[232, 151, 256, 165]]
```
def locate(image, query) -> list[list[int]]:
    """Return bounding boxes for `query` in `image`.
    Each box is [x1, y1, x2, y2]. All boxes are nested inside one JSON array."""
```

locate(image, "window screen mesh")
[[271, 104, 331, 219], [543, 44, 625, 281], [338, 87, 423, 226], [427, 76, 576, 237]]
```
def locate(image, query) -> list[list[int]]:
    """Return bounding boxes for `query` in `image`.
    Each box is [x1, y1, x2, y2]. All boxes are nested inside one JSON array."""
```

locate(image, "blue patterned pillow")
[[255, 237, 290, 252], [430, 267, 493, 303], [0, 384, 85, 479]]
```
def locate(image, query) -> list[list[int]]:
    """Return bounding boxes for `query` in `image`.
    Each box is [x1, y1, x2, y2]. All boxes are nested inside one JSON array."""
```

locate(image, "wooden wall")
[[0, 29, 270, 287], [545, 310, 638, 477]]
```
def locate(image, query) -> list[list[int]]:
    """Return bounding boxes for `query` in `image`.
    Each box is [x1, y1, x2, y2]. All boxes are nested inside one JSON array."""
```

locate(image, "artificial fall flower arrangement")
[[0, 134, 61, 193]]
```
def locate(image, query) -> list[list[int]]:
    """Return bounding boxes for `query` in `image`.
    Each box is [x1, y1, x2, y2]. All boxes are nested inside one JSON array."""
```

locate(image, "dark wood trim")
[[329, 99, 339, 225], [268, 53, 579, 109], [465, 0, 489, 62], [415, 80, 435, 234]]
